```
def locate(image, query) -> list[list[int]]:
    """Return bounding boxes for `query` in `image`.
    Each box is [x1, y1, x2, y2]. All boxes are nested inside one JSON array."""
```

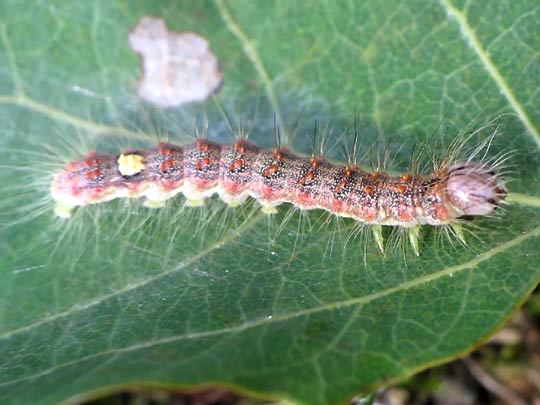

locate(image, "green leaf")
[[1, 1, 539, 404]]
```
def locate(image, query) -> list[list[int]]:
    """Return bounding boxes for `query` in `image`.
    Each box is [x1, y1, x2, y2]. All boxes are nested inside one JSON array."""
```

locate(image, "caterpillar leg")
[[260, 203, 278, 215], [408, 226, 421, 256], [143, 199, 166, 208], [450, 223, 467, 246], [54, 202, 75, 219], [372, 224, 384, 255]]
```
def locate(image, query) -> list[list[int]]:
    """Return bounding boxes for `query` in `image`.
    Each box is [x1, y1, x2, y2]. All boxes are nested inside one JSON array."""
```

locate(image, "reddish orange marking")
[[66, 161, 79, 171], [435, 206, 448, 221], [271, 164, 279, 173], [273, 149, 283, 161], [396, 185, 407, 193], [371, 172, 380, 180], [160, 159, 174, 172], [300, 172, 315, 186], [158, 143, 173, 155], [85, 158, 100, 167], [195, 161, 203, 170], [399, 211, 412, 222], [345, 168, 353, 177], [364, 185, 374, 195], [310, 159, 319, 169], [363, 208, 377, 221], [85, 169, 101, 180], [263, 168, 271, 177], [229, 158, 244, 171], [162, 179, 178, 189], [197, 140, 210, 152], [89, 187, 104, 197], [402, 174, 412, 182], [300, 172, 316, 186], [334, 186, 341, 194], [234, 141, 247, 154], [340, 180, 348, 188], [203, 157, 211, 166]]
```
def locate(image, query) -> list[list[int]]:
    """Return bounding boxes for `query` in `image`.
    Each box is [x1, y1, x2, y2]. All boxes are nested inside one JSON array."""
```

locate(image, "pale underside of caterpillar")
[[51, 138, 507, 255]]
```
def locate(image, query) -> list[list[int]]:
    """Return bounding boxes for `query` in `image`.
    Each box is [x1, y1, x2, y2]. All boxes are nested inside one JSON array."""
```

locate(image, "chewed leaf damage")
[[129, 16, 223, 107]]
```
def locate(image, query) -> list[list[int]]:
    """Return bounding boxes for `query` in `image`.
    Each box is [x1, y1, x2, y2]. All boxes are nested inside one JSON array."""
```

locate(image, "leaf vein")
[[1, 226, 538, 388], [0, 95, 146, 141], [439, 0, 540, 150], [0, 24, 24, 97], [214, 0, 286, 138]]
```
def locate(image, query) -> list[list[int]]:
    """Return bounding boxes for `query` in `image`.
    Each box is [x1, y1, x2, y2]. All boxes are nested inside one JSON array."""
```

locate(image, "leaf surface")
[[1, 1, 539, 404]]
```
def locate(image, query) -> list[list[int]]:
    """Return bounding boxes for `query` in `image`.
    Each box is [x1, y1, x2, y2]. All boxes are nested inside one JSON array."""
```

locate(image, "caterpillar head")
[[446, 162, 507, 217]]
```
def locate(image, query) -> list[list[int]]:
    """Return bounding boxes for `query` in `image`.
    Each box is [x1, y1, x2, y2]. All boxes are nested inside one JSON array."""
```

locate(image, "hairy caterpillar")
[[50, 126, 508, 256]]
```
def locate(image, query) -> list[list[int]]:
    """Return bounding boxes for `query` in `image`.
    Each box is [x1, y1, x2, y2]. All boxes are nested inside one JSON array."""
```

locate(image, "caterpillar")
[[50, 129, 508, 256]]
